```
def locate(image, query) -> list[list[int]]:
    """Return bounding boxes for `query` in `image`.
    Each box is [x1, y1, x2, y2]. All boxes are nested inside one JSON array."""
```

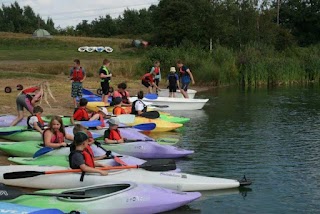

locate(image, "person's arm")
[[31, 91, 42, 106], [104, 138, 124, 144], [65, 133, 74, 141], [81, 68, 86, 82], [176, 80, 181, 89], [79, 164, 108, 175], [73, 110, 82, 121], [33, 122, 43, 134], [152, 82, 161, 90], [44, 131, 67, 148], [186, 69, 195, 84], [69, 69, 74, 81]]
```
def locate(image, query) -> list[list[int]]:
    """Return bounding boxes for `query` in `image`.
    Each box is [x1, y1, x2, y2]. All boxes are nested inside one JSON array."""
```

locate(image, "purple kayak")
[[0, 115, 27, 127]]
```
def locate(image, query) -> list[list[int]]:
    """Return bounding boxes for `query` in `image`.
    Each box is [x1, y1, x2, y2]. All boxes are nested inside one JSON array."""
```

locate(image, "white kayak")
[[158, 89, 197, 99], [130, 97, 209, 110], [0, 165, 251, 191]]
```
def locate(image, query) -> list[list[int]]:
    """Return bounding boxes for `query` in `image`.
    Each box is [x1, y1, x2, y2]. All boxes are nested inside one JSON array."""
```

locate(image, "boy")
[[176, 60, 195, 98], [131, 91, 147, 116], [27, 106, 45, 133], [104, 117, 125, 144], [112, 82, 131, 106], [167, 67, 180, 98], [70, 59, 86, 108], [149, 61, 161, 94], [112, 97, 127, 115], [141, 71, 161, 94], [69, 131, 109, 175], [99, 59, 112, 103]]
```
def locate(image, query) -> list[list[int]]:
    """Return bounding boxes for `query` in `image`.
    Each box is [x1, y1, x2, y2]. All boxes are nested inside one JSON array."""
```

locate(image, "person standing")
[[141, 71, 161, 94], [70, 59, 86, 108], [176, 60, 195, 99], [99, 59, 112, 104], [167, 67, 180, 98], [149, 60, 161, 94]]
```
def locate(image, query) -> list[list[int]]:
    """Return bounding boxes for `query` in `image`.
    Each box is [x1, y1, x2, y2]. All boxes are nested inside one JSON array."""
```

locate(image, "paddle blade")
[[140, 111, 160, 119], [33, 147, 54, 158], [156, 138, 179, 145], [145, 93, 158, 99], [139, 159, 176, 171], [77, 120, 101, 127], [30, 209, 65, 214], [117, 114, 135, 124], [132, 123, 156, 131], [4, 171, 45, 179]]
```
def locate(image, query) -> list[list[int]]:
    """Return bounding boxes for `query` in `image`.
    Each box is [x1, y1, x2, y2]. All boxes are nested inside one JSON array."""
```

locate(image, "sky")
[[2, 0, 159, 28]]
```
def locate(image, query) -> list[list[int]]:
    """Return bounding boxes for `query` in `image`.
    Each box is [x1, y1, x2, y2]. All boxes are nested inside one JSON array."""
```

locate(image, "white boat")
[[0, 165, 250, 191], [158, 89, 197, 99], [130, 97, 209, 110]]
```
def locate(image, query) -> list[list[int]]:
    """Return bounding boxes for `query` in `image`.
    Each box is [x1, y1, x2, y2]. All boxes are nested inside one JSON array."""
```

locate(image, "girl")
[[43, 116, 73, 149]]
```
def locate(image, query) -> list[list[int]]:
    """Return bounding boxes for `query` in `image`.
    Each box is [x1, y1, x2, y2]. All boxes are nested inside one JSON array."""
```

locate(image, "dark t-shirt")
[[69, 151, 85, 169]]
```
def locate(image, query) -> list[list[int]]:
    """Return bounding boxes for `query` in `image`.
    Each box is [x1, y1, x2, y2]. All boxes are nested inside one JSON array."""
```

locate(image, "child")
[[141, 71, 161, 94], [167, 67, 180, 98], [104, 117, 125, 144], [99, 59, 112, 103], [69, 131, 109, 176], [73, 98, 104, 129], [70, 59, 86, 108], [112, 82, 131, 106], [131, 91, 147, 116], [176, 60, 195, 98], [27, 106, 45, 134], [43, 116, 74, 149], [149, 61, 161, 94], [72, 124, 109, 160], [112, 97, 127, 115]]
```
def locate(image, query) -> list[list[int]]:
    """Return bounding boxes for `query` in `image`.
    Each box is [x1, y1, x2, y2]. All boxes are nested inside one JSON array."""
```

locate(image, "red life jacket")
[[83, 146, 95, 167], [22, 87, 39, 95], [105, 129, 122, 141], [73, 107, 89, 121], [142, 73, 153, 83], [119, 91, 129, 104], [27, 114, 45, 129], [42, 129, 65, 144], [154, 67, 160, 75], [71, 67, 84, 82]]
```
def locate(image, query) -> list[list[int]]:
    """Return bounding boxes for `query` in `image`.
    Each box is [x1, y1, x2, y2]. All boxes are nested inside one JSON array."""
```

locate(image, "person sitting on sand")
[[104, 117, 125, 144], [69, 131, 109, 176], [27, 106, 45, 134], [10, 81, 56, 126], [43, 116, 73, 149]]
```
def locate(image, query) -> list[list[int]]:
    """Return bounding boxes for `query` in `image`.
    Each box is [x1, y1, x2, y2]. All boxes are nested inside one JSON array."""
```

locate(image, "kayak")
[[0, 115, 72, 127], [128, 117, 183, 132], [0, 140, 193, 159], [158, 89, 197, 99], [0, 165, 251, 191], [7, 183, 201, 214], [159, 114, 190, 124], [0, 202, 64, 214]]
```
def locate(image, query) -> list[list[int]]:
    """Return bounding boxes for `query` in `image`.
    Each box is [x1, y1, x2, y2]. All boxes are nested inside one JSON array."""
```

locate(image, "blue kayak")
[[78, 89, 112, 102], [0, 202, 64, 214]]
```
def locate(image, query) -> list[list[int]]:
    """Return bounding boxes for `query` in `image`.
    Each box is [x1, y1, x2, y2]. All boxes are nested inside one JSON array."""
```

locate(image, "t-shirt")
[[69, 151, 85, 169], [179, 65, 191, 83], [167, 73, 179, 85], [150, 67, 161, 80], [135, 100, 145, 112], [28, 116, 39, 128]]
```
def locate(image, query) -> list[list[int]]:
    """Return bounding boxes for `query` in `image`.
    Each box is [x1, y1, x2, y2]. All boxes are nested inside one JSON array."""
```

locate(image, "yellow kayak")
[[87, 102, 163, 114], [128, 116, 183, 132]]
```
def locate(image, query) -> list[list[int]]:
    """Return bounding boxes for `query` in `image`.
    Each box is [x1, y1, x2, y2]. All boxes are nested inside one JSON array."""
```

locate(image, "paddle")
[[150, 104, 169, 108], [0, 183, 91, 200], [30, 209, 66, 214], [140, 111, 160, 119], [94, 141, 127, 166], [4, 159, 176, 179], [145, 93, 158, 99], [33, 147, 54, 158], [118, 123, 156, 131]]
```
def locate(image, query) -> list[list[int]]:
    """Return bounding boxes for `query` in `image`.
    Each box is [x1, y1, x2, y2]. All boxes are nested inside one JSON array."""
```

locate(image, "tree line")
[[1, 0, 319, 49]]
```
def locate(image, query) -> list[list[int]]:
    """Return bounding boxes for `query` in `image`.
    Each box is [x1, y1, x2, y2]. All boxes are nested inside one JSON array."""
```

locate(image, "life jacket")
[[179, 66, 190, 78], [22, 87, 39, 95], [168, 73, 177, 86], [104, 129, 122, 140], [69, 149, 95, 169], [27, 114, 45, 129], [119, 91, 129, 104], [131, 100, 147, 115], [42, 129, 64, 144], [113, 106, 126, 115], [100, 66, 111, 83], [73, 107, 89, 121], [142, 73, 153, 83], [71, 67, 84, 82], [154, 67, 160, 75]]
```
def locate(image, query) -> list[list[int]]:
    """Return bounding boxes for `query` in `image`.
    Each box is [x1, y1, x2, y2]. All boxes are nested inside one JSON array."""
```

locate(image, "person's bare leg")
[[73, 98, 77, 108], [10, 110, 24, 126], [102, 94, 109, 103], [173, 92, 176, 98], [180, 90, 189, 98]]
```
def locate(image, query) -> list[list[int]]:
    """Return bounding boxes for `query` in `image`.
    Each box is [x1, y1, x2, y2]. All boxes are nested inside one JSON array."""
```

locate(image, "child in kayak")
[[69, 131, 109, 176], [72, 124, 110, 160], [10, 81, 56, 126], [112, 97, 127, 115], [112, 82, 131, 106], [73, 98, 104, 129], [43, 116, 74, 149], [131, 91, 160, 119], [27, 106, 45, 134], [104, 117, 125, 144], [167, 67, 180, 98]]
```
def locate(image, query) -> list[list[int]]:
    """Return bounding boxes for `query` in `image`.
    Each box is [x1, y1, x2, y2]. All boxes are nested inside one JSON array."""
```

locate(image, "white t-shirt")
[[28, 116, 39, 128], [135, 100, 145, 112]]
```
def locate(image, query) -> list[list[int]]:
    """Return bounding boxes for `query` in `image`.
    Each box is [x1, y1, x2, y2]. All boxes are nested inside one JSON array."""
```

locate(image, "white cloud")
[[2, 0, 158, 28]]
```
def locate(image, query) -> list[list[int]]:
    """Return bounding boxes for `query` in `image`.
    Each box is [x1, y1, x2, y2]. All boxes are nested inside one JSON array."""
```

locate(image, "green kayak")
[[160, 114, 190, 124], [0, 141, 45, 157]]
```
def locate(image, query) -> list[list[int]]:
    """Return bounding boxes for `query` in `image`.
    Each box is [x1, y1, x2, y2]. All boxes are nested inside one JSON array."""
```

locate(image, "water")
[[150, 85, 320, 213]]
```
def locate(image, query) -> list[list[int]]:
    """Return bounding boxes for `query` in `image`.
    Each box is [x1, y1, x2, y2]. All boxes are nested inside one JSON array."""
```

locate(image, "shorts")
[[71, 82, 82, 98], [181, 82, 189, 91], [101, 82, 110, 95], [16, 94, 33, 113], [142, 80, 151, 88], [168, 85, 177, 92], [154, 79, 160, 87]]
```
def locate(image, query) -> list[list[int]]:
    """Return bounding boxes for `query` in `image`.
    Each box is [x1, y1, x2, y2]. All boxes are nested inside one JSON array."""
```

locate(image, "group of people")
[[141, 60, 195, 98]]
